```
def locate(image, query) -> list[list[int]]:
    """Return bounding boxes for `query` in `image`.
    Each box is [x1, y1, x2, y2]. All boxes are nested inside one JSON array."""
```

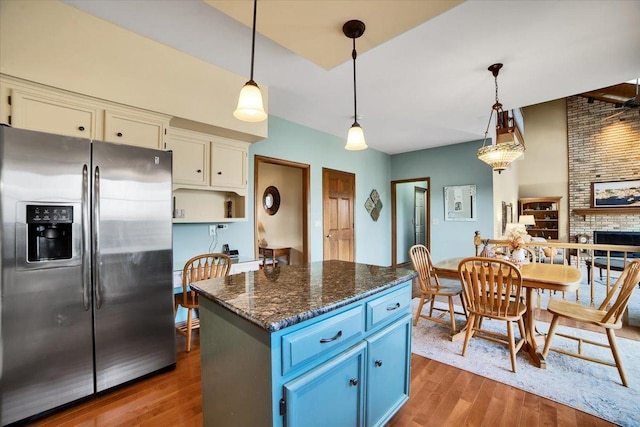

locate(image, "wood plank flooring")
[[27, 332, 619, 427]]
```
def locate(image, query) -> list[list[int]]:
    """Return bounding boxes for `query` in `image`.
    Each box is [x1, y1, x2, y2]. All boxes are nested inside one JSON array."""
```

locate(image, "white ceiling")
[[63, 0, 640, 155]]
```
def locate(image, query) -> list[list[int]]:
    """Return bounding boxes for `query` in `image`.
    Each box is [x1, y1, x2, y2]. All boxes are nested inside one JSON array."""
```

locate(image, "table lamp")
[[519, 215, 536, 229]]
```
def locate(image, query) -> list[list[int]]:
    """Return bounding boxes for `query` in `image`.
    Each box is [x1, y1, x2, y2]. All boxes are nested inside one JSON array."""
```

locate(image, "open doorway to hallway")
[[391, 177, 431, 267], [254, 156, 310, 265]]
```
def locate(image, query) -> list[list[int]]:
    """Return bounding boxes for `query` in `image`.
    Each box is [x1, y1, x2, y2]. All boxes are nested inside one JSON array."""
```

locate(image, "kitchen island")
[[190, 260, 417, 427]]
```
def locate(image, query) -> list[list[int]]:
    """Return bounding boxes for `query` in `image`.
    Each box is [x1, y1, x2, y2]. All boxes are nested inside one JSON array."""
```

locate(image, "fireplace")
[[593, 231, 640, 258]]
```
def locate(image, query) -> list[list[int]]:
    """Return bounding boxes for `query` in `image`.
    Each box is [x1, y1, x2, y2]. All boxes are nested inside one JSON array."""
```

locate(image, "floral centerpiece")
[[506, 224, 531, 262]]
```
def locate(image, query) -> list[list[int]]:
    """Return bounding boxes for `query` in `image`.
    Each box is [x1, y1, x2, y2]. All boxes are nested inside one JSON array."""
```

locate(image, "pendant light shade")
[[343, 20, 367, 151], [234, 80, 267, 122], [477, 63, 525, 173], [234, 0, 267, 122], [346, 123, 367, 151]]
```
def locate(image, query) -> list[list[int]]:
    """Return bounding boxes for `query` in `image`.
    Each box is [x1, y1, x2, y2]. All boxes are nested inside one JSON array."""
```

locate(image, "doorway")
[[254, 155, 310, 264], [322, 168, 355, 261], [391, 177, 430, 267]]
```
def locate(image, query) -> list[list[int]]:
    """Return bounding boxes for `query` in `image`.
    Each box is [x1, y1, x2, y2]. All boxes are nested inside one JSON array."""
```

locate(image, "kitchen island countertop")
[[190, 260, 417, 332]]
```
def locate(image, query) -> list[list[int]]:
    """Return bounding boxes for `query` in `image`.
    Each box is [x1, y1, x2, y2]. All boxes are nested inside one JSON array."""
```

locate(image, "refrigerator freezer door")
[[0, 127, 94, 425], [92, 142, 176, 392]]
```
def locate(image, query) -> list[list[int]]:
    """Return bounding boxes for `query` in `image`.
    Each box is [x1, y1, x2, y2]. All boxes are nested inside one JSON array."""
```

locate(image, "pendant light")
[[343, 20, 367, 151], [233, 0, 267, 122], [477, 63, 525, 173]]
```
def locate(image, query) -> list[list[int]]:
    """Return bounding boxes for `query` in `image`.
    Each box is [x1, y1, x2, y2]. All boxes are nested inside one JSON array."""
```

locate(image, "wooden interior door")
[[323, 168, 355, 261]]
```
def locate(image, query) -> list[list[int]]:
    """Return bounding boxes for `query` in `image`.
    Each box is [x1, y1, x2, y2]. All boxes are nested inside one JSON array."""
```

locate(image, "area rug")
[[411, 297, 640, 427]]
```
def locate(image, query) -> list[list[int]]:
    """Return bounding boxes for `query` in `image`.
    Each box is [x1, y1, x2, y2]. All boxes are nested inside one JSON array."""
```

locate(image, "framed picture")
[[444, 184, 476, 221], [591, 179, 640, 208], [502, 201, 513, 234]]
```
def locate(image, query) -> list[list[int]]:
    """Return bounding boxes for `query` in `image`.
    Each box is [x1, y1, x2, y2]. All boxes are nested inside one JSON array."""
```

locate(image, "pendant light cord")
[[352, 38, 358, 126], [481, 72, 502, 147], [249, 0, 257, 82]]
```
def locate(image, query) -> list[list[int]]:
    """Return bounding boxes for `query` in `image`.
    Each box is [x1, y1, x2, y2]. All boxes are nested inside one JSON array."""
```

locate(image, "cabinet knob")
[[197, 169, 202, 173], [349, 378, 359, 386], [116, 132, 123, 137], [374, 360, 383, 367], [325, 234, 331, 238], [78, 126, 85, 131], [217, 171, 222, 175]]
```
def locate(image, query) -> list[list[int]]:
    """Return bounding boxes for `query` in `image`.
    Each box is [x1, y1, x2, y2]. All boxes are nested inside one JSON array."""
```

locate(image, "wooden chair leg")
[[186, 308, 193, 352], [413, 296, 426, 326], [462, 313, 475, 357], [606, 329, 628, 387], [517, 317, 526, 341], [542, 315, 560, 358], [428, 295, 436, 317], [448, 296, 457, 333], [507, 321, 517, 373], [459, 295, 468, 318]]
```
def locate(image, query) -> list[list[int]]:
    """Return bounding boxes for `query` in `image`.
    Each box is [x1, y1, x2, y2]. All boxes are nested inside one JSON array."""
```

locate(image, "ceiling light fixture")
[[233, 0, 267, 122], [343, 20, 367, 151], [477, 63, 525, 173]]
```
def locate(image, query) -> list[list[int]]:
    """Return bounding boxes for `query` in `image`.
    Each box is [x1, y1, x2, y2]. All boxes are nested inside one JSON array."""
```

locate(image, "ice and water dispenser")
[[26, 204, 74, 261]]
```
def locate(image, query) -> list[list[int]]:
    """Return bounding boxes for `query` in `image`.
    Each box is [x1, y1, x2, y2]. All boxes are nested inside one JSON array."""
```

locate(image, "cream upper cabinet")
[[165, 128, 209, 186], [3, 75, 169, 149], [10, 87, 99, 139], [210, 139, 248, 190], [167, 127, 249, 223], [103, 109, 169, 149]]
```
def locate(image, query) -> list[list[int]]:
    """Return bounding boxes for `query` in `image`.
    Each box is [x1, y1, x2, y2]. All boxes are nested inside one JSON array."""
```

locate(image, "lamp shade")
[[519, 215, 536, 226], [477, 142, 525, 173], [345, 123, 367, 150], [233, 80, 267, 122]]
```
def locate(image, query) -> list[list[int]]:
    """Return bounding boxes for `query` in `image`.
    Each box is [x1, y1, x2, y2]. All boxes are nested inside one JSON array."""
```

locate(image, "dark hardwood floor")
[[27, 330, 621, 427]]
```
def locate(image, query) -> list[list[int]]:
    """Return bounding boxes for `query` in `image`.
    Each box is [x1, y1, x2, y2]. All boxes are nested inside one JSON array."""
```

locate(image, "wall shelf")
[[573, 207, 640, 220]]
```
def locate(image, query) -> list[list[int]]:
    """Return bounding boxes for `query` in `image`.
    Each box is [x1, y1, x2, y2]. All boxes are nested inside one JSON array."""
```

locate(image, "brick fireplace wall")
[[568, 95, 640, 241]]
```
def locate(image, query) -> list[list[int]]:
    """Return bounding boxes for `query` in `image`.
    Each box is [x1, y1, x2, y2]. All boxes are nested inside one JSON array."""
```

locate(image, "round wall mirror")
[[263, 186, 281, 215]]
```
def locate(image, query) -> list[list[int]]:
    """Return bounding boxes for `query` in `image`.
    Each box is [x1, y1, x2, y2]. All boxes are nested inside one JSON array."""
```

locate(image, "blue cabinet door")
[[366, 315, 411, 427], [284, 342, 366, 427]]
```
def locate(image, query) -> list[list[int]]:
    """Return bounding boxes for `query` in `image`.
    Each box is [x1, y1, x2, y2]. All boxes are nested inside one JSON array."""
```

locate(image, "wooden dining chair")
[[542, 259, 640, 386], [175, 253, 232, 352], [409, 245, 467, 333], [458, 257, 527, 373]]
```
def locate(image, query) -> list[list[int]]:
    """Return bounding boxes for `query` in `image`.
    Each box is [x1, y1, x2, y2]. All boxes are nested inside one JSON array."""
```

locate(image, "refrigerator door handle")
[[93, 165, 102, 310], [82, 164, 91, 311]]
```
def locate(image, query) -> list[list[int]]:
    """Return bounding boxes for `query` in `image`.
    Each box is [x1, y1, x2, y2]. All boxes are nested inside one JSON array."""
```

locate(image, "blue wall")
[[390, 140, 494, 262], [173, 116, 493, 269]]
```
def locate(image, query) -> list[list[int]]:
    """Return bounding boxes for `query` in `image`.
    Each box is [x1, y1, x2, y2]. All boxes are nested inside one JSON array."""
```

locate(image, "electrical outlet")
[[217, 224, 229, 229], [209, 225, 216, 236]]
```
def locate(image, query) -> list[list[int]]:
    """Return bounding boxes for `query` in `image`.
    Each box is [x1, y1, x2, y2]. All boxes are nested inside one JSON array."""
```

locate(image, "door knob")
[[326, 234, 331, 238]]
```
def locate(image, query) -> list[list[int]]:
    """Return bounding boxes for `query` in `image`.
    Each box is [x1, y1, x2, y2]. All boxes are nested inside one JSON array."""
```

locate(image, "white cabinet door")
[[11, 89, 98, 139], [210, 141, 246, 189], [103, 110, 168, 149], [165, 129, 209, 186]]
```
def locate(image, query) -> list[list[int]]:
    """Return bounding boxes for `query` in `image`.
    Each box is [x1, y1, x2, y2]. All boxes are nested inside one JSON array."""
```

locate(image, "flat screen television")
[[593, 231, 640, 258]]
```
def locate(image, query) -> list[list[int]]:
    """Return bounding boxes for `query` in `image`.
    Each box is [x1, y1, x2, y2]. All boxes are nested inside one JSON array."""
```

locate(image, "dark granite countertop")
[[189, 260, 417, 332]]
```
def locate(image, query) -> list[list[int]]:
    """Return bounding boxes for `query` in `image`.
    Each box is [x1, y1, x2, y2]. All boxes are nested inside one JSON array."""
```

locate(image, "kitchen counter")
[[190, 260, 417, 427], [190, 259, 417, 332]]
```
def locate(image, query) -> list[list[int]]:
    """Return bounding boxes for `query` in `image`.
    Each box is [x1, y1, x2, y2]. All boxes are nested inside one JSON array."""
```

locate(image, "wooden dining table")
[[433, 257, 582, 368]]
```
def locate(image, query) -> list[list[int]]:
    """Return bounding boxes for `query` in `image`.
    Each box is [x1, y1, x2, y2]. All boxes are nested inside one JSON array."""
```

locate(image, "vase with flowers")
[[507, 224, 531, 262]]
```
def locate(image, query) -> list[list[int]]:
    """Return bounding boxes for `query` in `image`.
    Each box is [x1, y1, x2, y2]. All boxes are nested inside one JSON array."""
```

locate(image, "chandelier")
[[477, 63, 525, 173]]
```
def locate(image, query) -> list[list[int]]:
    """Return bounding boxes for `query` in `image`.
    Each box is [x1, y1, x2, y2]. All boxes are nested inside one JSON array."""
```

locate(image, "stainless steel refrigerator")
[[0, 126, 176, 425]]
